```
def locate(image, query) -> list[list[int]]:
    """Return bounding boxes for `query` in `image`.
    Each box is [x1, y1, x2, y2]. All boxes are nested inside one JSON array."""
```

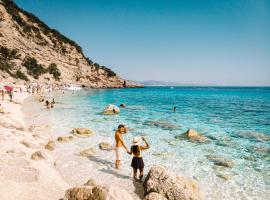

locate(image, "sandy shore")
[[0, 91, 70, 200], [0, 90, 145, 200]]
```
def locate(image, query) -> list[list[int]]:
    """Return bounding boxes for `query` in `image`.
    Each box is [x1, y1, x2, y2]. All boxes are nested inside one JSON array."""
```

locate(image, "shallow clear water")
[[25, 87, 270, 199]]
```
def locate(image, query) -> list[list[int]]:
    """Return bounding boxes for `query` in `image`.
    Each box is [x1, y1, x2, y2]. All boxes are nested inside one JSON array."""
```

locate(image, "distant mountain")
[[0, 0, 141, 88], [141, 80, 193, 86]]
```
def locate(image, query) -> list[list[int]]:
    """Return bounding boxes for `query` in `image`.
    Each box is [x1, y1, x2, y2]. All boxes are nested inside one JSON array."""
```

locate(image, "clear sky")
[[15, 0, 270, 86]]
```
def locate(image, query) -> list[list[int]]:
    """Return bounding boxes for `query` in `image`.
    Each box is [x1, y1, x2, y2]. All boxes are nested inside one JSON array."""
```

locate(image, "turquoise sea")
[[27, 87, 270, 199]]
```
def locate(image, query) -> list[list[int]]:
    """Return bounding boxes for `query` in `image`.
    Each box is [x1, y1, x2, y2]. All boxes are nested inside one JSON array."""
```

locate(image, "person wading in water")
[[114, 124, 128, 169]]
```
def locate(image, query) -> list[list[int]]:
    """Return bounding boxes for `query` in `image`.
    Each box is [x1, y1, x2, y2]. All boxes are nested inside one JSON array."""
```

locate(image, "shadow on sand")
[[88, 156, 145, 199]]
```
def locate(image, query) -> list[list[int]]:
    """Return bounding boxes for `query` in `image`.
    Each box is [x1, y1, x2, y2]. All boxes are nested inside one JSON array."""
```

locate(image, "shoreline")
[[0, 91, 70, 200]]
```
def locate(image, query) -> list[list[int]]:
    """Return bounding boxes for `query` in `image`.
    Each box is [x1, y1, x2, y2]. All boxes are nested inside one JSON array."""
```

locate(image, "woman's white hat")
[[133, 136, 141, 145]]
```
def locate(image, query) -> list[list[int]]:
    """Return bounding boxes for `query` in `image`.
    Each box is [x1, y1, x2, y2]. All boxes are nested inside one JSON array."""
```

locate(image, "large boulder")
[[143, 165, 201, 200], [176, 129, 210, 144], [72, 128, 94, 137], [64, 185, 133, 200], [103, 104, 120, 115]]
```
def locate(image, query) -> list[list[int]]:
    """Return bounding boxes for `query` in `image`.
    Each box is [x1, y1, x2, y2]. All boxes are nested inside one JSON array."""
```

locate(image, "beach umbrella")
[[4, 85, 13, 91]]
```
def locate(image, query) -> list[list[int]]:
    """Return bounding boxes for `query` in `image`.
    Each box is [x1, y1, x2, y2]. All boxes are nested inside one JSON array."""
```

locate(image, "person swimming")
[[128, 136, 150, 181]]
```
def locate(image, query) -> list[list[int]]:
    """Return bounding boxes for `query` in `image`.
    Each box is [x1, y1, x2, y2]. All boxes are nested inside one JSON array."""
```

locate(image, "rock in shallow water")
[[143, 165, 201, 200], [143, 120, 180, 130], [72, 128, 94, 137], [99, 142, 112, 151], [206, 155, 234, 168], [103, 104, 120, 115], [176, 129, 210, 144]]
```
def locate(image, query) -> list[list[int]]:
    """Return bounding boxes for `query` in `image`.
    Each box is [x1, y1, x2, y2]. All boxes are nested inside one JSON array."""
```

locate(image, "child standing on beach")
[[114, 124, 128, 169], [129, 136, 150, 181]]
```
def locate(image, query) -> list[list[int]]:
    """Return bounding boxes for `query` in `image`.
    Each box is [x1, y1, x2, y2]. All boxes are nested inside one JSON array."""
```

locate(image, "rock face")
[[45, 140, 55, 151], [57, 135, 74, 142], [143, 165, 201, 200], [103, 104, 120, 115], [72, 128, 94, 137], [0, 0, 142, 88], [176, 129, 210, 144], [80, 147, 96, 157], [98, 142, 112, 151], [64, 185, 133, 200]]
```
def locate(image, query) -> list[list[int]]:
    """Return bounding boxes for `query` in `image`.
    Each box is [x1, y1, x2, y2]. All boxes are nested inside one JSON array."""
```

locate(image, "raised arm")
[[141, 137, 150, 150]]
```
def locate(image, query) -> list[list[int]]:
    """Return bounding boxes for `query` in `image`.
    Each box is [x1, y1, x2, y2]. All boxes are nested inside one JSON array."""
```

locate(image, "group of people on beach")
[[114, 124, 150, 182], [39, 96, 55, 109]]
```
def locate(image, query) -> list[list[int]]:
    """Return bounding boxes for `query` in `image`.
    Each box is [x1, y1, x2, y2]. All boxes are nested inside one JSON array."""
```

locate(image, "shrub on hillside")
[[15, 69, 29, 81], [22, 57, 46, 79], [47, 63, 61, 80], [0, 46, 20, 61]]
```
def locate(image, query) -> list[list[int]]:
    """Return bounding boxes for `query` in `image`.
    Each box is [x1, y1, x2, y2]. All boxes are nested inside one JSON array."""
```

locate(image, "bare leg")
[[139, 168, 144, 182], [133, 168, 138, 180], [115, 160, 120, 169]]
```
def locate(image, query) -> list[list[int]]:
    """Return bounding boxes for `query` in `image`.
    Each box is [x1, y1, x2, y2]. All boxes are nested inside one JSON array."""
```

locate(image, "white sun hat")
[[133, 136, 141, 145]]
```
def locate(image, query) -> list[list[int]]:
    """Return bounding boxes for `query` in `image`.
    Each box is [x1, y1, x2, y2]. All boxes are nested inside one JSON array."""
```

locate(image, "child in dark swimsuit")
[[129, 136, 150, 181]]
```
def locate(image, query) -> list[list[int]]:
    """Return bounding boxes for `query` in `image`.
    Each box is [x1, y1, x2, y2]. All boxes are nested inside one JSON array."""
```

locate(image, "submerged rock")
[[176, 129, 210, 144], [103, 104, 120, 115], [80, 147, 96, 157], [206, 155, 234, 168], [143, 165, 201, 200], [144, 192, 167, 200], [143, 120, 180, 130], [99, 142, 112, 151], [237, 131, 270, 142], [64, 185, 133, 200], [72, 128, 94, 137], [45, 140, 55, 151], [57, 135, 74, 142], [31, 151, 45, 160]]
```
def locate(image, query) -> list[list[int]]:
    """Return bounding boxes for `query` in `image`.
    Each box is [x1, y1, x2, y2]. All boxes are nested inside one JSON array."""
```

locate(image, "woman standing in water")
[[129, 136, 150, 181], [114, 124, 128, 169]]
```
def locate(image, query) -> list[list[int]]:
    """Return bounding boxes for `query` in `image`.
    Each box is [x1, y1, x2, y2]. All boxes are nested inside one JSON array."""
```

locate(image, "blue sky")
[[15, 0, 270, 86]]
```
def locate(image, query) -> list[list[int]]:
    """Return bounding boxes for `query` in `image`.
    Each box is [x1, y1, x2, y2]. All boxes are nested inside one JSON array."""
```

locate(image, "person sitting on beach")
[[128, 136, 150, 182], [114, 124, 128, 169]]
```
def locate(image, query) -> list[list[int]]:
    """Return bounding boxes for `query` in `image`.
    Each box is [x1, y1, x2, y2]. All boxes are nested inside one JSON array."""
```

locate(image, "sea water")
[[25, 87, 270, 199]]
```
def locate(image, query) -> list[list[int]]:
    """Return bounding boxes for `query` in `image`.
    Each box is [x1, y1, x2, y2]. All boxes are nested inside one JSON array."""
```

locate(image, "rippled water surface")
[[25, 87, 270, 199]]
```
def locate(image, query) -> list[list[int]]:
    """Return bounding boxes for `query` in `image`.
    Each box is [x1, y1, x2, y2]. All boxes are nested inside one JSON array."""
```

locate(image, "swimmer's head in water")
[[118, 124, 126, 133]]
